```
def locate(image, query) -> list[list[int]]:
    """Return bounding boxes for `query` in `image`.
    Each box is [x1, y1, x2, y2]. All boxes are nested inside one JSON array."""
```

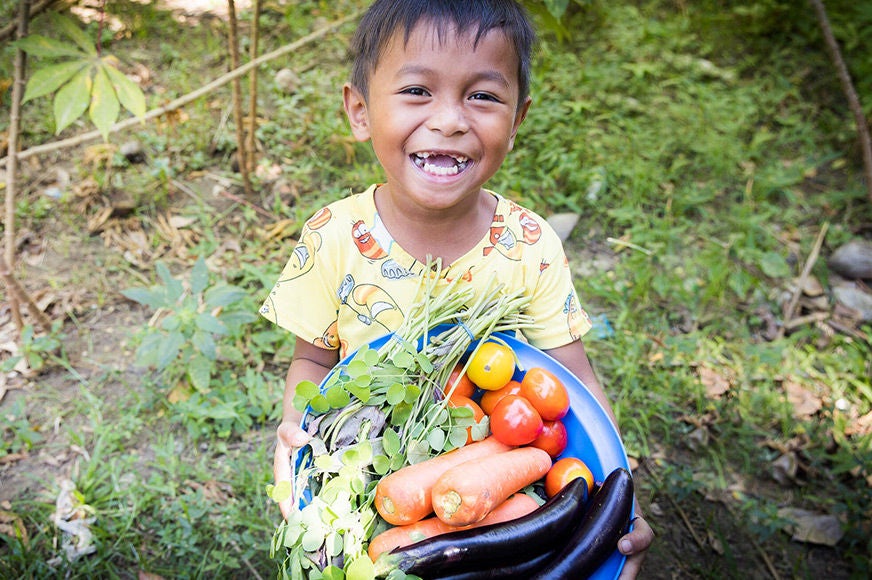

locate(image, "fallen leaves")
[[0, 508, 28, 546], [783, 379, 823, 418], [698, 364, 732, 398], [777, 507, 845, 547]]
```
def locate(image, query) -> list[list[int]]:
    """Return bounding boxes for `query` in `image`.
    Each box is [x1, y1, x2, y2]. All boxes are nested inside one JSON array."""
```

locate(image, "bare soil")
[[0, 193, 857, 578]]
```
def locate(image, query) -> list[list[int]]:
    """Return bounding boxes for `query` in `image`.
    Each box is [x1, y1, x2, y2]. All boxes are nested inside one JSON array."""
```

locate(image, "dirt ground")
[[0, 3, 864, 574], [0, 180, 857, 578]]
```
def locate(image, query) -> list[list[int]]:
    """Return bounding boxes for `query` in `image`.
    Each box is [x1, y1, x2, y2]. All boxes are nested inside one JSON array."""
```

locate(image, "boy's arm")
[[274, 338, 339, 520], [543, 340, 654, 580]]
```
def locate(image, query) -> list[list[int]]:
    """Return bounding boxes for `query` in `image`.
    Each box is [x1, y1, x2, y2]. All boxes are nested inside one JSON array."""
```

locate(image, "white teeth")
[[413, 152, 470, 176], [423, 162, 460, 176]]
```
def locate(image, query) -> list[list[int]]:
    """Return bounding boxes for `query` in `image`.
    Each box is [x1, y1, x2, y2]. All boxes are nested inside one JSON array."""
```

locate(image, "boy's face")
[[344, 22, 531, 212]]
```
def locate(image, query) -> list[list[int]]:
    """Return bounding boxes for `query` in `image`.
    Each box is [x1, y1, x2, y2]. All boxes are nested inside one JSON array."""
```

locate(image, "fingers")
[[273, 422, 312, 521], [277, 421, 312, 448], [618, 552, 646, 580], [616, 515, 654, 579]]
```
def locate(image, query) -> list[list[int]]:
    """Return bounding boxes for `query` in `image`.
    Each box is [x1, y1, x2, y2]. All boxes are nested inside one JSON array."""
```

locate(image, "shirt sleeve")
[[521, 227, 593, 350], [259, 207, 342, 349]]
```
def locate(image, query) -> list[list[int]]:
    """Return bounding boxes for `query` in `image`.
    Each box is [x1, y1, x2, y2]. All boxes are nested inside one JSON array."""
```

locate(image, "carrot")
[[432, 446, 552, 526], [375, 436, 513, 525], [367, 493, 539, 561]]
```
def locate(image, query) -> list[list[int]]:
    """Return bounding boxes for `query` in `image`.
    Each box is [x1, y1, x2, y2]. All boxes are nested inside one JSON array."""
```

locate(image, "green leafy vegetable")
[[270, 260, 536, 578]]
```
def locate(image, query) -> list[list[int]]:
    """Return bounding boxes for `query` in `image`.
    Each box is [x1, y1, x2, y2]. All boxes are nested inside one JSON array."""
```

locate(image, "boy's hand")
[[617, 512, 654, 579], [273, 420, 312, 520]]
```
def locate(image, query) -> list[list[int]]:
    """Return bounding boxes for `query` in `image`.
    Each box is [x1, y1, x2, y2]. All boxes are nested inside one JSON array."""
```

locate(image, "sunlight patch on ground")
[[157, 0, 253, 18], [71, 0, 255, 29]]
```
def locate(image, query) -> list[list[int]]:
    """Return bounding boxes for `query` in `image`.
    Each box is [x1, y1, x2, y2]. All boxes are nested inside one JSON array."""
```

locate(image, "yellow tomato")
[[466, 341, 515, 391]]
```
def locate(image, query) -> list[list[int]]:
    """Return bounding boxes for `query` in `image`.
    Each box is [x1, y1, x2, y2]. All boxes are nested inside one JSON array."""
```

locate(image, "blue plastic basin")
[[298, 328, 631, 579]]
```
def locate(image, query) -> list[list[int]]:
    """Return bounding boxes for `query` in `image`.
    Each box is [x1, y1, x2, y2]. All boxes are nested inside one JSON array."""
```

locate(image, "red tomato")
[[520, 367, 570, 421], [447, 394, 485, 445], [479, 380, 523, 415], [467, 341, 515, 390], [529, 419, 568, 458], [444, 364, 476, 398], [544, 457, 594, 498], [489, 395, 543, 446]]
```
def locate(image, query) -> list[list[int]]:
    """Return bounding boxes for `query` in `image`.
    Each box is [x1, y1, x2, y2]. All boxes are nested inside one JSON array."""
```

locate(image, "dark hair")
[[349, 0, 536, 109]]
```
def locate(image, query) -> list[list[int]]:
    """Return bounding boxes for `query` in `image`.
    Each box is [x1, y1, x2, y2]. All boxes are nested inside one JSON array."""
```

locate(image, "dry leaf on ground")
[[777, 507, 844, 546], [784, 379, 823, 418], [698, 365, 732, 398], [0, 510, 28, 546]]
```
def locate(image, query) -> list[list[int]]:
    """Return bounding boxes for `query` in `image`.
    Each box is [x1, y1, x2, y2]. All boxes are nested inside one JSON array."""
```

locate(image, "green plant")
[[17, 12, 146, 139], [0, 321, 63, 373], [120, 256, 276, 437], [1, 399, 44, 457], [122, 257, 251, 391]]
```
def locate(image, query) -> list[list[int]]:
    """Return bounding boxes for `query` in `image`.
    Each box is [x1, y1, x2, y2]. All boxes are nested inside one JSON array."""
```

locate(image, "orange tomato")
[[520, 367, 570, 421], [443, 364, 476, 398], [467, 341, 515, 391], [544, 457, 595, 498], [479, 380, 523, 415], [447, 394, 485, 445]]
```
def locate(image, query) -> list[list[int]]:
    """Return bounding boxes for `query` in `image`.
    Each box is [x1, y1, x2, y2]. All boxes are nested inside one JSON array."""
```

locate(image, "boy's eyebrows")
[[395, 64, 510, 88]]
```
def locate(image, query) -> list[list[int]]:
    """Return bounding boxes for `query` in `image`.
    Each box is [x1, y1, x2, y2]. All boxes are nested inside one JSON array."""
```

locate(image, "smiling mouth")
[[412, 152, 470, 177]]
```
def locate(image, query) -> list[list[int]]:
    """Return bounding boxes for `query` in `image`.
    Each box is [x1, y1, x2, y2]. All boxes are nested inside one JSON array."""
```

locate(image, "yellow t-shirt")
[[260, 185, 592, 358]]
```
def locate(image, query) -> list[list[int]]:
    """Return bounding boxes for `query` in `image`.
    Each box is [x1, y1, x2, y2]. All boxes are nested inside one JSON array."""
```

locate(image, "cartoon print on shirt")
[[307, 206, 332, 230], [314, 319, 346, 353], [259, 227, 325, 320], [381, 258, 416, 280], [563, 291, 589, 341], [517, 210, 542, 245], [352, 219, 388, 260], [337, 274, 404, 333], [482, 206, 544, 260]]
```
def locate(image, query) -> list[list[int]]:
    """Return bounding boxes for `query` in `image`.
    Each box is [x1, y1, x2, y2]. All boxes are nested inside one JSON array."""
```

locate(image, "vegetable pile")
[[268, 265, 634, 579]]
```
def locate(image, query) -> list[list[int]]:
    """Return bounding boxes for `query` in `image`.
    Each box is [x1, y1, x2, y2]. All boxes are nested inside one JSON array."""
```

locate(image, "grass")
[[1, 0, 871, 577]]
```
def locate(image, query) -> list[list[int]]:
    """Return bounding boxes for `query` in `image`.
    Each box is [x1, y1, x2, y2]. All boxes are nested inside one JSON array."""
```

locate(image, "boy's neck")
[[373, 185, 497, 266]]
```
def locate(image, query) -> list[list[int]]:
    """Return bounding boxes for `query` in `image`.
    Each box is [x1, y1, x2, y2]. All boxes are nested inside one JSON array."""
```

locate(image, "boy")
[[261, 0, 653, 576]]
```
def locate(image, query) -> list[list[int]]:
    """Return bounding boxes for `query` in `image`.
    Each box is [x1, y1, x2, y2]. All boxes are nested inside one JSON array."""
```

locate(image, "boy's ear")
[[343, 83, 371, 142], [507, 96, 532, 151]]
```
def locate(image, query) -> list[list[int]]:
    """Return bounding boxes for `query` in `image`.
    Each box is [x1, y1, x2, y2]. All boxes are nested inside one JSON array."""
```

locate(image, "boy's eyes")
[[399, 87, 501, 103], [400, 87, 430, 96], [469, 92, 500, 103]]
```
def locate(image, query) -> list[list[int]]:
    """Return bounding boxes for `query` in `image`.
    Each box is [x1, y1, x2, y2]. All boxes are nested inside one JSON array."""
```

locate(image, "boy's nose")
[[426, 101, 470, 135]]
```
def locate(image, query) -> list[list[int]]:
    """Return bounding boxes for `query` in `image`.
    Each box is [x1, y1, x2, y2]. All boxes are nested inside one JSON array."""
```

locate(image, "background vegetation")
[[0, 0, 869, 578]]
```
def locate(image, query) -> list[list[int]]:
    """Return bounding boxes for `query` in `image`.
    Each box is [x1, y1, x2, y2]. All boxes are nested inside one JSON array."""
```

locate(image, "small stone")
[[274, 68, 300, 94], [120, 140, 146, 163], [798, 275, 824, 297], [546, 212, 580, 242], [828, 239, 872, 279], [832, 282, 872, 321]]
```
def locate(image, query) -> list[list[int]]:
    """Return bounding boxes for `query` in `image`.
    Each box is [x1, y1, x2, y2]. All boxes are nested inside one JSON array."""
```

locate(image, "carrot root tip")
[[440, 490, 462, 518]]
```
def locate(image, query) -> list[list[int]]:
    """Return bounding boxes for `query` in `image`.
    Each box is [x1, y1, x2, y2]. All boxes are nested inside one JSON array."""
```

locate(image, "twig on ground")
[[778, 222, 829, 339], [217, 188, 279, 220]]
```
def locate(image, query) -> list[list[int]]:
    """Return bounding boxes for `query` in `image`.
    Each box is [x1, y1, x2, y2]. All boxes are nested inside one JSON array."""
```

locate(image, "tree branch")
[[0, 0, 59, 44], [809, 0, 872, 203], [226, 0, 252, 195], [4, 0, 31, 333]]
